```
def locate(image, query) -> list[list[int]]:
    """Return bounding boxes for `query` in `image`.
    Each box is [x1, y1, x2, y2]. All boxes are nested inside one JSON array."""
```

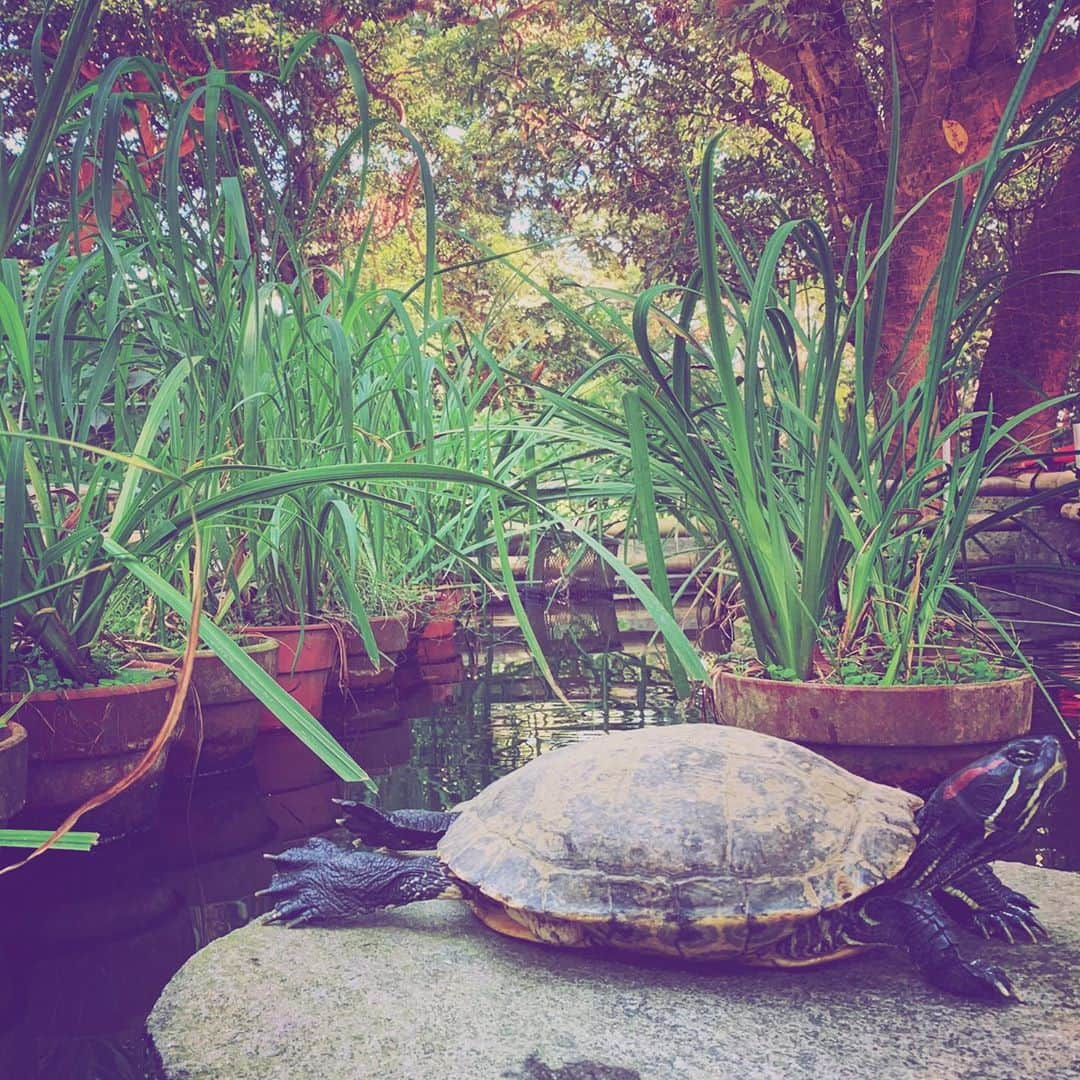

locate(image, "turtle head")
[[933, 735, 1066, 845], [904, 736, 1067, 889]]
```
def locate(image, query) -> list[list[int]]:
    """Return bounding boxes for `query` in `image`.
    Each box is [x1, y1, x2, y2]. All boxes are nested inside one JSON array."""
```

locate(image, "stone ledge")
[[149, 862, 1080, 1080]]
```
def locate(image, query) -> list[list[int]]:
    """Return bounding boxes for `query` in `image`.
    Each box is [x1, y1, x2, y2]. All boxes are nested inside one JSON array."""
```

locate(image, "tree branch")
[[712, 0, 886, 220], [1018, 31, 1080, 111], [972, 29, 1080, 125]]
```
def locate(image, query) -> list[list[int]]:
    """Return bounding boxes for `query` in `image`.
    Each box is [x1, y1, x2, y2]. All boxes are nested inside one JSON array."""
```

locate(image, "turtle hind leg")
[[844, 888, 1018, 1002], [936, 864, 1047, 943], [258, 837, 461, 927], [333, 800, 458, 849]]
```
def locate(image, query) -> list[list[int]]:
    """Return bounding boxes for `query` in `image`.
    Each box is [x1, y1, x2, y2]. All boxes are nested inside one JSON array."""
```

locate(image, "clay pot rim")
[[241, 621, 337, 634], [133, 634, 280, 663], [342, 614, 410, 657], [709, 666, 1035, 749], [341, 614, 410, 634], [0, 674, 177, 705], [712, 668, 1035, 694]]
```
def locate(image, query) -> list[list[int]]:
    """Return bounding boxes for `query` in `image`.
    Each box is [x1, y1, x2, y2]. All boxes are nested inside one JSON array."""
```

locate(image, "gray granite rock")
[[149, 862, 1079, 1080]]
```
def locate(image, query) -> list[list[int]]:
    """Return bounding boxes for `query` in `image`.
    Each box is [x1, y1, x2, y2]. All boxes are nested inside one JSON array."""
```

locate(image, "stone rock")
[[149, 862, 1080, 1080]]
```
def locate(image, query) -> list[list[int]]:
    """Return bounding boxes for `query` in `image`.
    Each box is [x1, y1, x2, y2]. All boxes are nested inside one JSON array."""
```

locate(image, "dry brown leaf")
[[942, 118, 969, 155]]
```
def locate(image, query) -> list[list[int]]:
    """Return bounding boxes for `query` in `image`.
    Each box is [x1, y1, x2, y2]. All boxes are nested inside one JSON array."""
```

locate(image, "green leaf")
[[101, 536, 372, 787], [0, 829, 99, 851]]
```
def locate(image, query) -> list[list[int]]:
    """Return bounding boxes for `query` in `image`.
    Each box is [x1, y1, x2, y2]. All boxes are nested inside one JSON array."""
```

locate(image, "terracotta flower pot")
[[416, 617, 460, 663], [0, 721, 29, 823], [339, 616, 410, 693], [407, 616, 463, 686], [709, 668, 1035, 791], [0, 674, 179, 837], [136, 636, 280, 777], [250, 623, 339, 732]]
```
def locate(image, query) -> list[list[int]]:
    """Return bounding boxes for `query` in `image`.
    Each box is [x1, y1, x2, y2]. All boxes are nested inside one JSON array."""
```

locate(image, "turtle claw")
[[263, 896, 317, 926], [991, 971, 1021, 1003], [969, 906, 1048, 945], [937, 870, 1048, 947], [1001, 884, 1038, 911], [256, 865, 324, 925], [1023, 915, 1049, 941], [263, 836, 339, 868], [982, 966, 1021, 1004], [945, 959, 1020, 1003]]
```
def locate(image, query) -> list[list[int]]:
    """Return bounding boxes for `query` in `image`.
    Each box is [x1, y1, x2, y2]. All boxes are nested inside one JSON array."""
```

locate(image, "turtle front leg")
[[846, 888, 1018, 1002], [937, 864, 1047, 944], [333, 800, 459, 849], [258, 838, 461, 927]]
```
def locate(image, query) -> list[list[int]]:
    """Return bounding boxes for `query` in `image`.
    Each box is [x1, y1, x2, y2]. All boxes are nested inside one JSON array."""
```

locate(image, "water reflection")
[[0, 832, 194, 1077]]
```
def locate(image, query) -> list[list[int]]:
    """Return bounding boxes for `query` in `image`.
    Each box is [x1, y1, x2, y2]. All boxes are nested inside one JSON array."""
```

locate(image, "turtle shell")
[[437, 724, 923, 958]]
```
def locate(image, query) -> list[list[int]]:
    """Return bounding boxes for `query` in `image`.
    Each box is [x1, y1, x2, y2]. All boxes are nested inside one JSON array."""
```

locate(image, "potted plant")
[[0, 30, 360, 824], [339, 614, 410, 692], [234, 485, 359, 730], [684, 123, 1046, 787], [522, 60, 1075, 787], [0, 387, 185, 832], [0, 14, 187, 833]]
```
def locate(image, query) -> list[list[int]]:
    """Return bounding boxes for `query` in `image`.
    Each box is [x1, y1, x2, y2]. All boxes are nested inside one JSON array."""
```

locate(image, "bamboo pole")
[[976, 470, 1077, 495]]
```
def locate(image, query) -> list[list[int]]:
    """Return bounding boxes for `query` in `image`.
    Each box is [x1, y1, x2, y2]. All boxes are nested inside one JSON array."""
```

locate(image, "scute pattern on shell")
[[437, 725, 922, 955]]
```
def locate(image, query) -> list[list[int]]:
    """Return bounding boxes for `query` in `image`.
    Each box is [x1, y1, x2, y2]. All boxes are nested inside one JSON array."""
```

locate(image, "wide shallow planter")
[[709, 668, 1034, 791], [0, 675, 179, 837], [138, 636, 280, 778], [0, 721, 29, 822], [251, 623, 338, 732], [338, 616, 410, 693]]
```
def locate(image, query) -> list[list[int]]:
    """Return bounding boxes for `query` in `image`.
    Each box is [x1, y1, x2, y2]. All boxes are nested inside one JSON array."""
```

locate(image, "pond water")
[[0, 598, 1075, 1078]]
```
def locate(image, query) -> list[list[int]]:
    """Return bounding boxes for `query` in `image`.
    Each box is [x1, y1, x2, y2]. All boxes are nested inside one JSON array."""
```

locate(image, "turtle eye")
[[1006, 745, 1036, 765]]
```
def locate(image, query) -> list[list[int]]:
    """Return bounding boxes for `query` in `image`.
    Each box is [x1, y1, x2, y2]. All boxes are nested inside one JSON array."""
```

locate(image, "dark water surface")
[[0, 599, 1076, 1078]]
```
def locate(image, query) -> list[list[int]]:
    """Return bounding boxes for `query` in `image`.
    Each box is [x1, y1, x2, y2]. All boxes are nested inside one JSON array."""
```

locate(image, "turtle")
[[260, 725, 1067, 1001]]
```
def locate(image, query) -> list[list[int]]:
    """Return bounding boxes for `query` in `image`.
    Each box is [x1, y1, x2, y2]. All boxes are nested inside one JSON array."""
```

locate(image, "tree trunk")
[[972, 143, 1080, 458], [712, 0, 1080, 421], [869, 166, 959, 409]]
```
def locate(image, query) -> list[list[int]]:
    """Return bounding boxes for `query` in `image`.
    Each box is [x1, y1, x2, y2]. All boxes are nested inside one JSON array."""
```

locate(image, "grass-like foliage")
[[0, 25, 557, 793], [512, 8, 1075, 685]]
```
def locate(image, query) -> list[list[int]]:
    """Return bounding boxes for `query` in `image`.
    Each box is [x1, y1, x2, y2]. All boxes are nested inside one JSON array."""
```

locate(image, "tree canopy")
[[3, 0, 1078, 442]]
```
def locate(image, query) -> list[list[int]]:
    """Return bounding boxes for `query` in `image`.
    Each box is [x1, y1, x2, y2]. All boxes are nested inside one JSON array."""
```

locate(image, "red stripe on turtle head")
[[941, 757, 1006, 801]]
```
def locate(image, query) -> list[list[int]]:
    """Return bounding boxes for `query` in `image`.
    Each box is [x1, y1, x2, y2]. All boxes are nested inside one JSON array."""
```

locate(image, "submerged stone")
[[149, 862, 1079, 1079]]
